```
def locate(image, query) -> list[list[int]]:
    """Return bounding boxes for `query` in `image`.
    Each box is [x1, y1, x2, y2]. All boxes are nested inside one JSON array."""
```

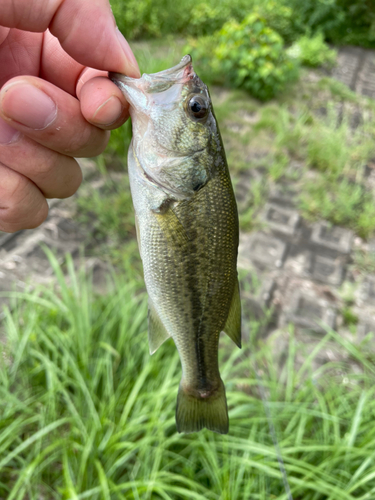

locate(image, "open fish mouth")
[[109, 55, 194, 94]]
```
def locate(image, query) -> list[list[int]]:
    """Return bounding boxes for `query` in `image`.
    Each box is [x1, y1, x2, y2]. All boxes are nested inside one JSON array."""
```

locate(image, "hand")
[[0, 0, 140, 233]]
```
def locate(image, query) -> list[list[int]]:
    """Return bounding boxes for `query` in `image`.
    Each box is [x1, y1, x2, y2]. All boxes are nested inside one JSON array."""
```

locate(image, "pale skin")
[[0, 0, 140, 233]]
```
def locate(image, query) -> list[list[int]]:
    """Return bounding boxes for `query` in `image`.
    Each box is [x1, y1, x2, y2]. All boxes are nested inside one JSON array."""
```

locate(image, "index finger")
[[0, 0, 140, 77]]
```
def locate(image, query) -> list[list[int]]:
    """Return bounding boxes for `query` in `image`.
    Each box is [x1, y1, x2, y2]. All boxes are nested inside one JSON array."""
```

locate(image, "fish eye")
[[187, 95, 209, 120]]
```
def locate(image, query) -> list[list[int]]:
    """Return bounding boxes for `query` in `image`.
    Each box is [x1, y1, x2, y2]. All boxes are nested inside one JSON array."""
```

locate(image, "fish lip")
[[109, 55, 194, 92]]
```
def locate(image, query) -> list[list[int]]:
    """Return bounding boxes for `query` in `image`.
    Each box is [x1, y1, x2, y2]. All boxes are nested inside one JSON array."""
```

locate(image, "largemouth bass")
[[110, 55, 241, 434]]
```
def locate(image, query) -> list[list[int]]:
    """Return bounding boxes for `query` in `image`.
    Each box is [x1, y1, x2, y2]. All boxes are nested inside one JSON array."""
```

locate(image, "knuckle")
[[0, 198, 48, 231], [27, 201, 49, 228], [57, 160, 83, 198], [66, 128, 109, 157], [0, 170, 48, 230]]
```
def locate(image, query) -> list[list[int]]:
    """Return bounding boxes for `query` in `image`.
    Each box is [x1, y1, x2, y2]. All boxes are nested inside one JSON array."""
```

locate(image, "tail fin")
[[176, 380, 228, 434]]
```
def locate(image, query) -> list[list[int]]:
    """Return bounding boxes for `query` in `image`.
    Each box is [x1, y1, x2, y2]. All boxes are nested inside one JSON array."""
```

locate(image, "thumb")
[[0, 0, 140, 77]]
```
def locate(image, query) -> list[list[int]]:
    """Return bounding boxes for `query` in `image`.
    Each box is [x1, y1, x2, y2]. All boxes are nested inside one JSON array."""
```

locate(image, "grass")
[[1, 253, 375, 498]]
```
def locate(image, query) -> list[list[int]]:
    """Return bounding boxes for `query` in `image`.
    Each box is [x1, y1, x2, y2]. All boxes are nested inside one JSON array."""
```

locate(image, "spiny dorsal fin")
[[148, 300, 171, 355], [223, 279, 242, 348]]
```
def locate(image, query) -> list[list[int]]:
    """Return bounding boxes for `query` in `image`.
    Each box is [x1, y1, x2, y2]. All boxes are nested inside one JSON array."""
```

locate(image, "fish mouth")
[[109, 55, 194, 94]]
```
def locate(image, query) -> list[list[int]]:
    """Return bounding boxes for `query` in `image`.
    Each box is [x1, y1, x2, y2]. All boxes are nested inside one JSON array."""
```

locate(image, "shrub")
[[187, 3, 231, 37], [111, 0, 191, 39], [110, 0, 375, 47], [253, 1, 299, 43], [285, 0, 375, 48], [288, 33, 337, 68], [188, 14, 299, 101]]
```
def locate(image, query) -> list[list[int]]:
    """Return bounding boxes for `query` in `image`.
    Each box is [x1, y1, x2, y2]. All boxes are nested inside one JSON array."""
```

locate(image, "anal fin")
[[148, 300, 171, 355], [223, 279, 242, 348]]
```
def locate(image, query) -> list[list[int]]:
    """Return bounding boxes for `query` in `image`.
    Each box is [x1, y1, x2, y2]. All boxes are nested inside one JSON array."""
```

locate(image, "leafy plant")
[[288, 32, 337, 68], [188, 13, 299, 100], [286, 0, 375, 47], [187, 3, 231, 37], [253, 0, 298, 43], [110, 0, 375, 47]]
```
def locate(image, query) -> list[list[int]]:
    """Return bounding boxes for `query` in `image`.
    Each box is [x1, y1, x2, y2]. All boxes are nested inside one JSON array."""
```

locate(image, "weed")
[[299, 178, 375, 238], [1, 255, 375, 498], [239, 177, 268, 231], [353, 248, 375, 274]]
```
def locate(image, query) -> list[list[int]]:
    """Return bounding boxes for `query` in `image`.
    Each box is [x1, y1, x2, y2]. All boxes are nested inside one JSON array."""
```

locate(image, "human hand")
[[0, 0, 140, 233]]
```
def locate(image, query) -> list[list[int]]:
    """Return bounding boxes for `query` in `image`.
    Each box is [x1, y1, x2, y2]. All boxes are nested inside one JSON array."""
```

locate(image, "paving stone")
[[357, 317, 375, 340], [332, 47, 365, 90], [358, 275, 375, 304], [355, 52, 375, 99], [368, 238, 375, 254], [349, 108, 364, 129], [268, 186, 298, 207], [363, 162, 375, 191], [238, 233, 288, 270], [0, 231, 24, 253], [43, 217, 85, 242], [284, 291, 337, 333], [262, 204, 300, 236], [309, 254, 345, 286], [285, 249, 312, 277], [240, 274, 278, 336], [259, 278, 277, 306], [311, 222, 353, 254]]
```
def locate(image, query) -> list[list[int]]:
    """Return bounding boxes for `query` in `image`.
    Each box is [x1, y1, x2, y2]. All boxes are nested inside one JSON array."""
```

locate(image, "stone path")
[[332, 46, 375, 99], [237, 185, 375, 346]]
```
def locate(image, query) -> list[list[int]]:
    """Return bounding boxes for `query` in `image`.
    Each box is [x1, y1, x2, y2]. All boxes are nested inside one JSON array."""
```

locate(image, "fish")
[[110, 55, 241, 434]]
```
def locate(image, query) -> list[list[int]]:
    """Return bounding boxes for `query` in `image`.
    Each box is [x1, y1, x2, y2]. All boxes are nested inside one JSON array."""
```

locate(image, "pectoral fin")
[[223, 279, 242, 348], [155, 207, 190, 248], [148, 300, 171, 355]]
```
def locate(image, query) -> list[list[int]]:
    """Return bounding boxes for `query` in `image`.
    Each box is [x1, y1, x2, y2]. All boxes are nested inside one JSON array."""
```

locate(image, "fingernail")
[[92, 96, 123, 126], [1, 83, 57, 130], [116, 28, 141, 78], [0, 116, 21, 144]]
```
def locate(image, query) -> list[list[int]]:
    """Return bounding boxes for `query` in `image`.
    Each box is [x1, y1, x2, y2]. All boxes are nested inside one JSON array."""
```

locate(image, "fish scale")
[[111, 55, 241, 434]]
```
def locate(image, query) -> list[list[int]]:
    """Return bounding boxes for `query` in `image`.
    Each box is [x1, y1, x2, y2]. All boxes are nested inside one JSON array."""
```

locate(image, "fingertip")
[[76, 67, 109, 100], [79, 76, 130, 129], [50, 0, 140, 76], [116, 28, 141, 78], [92, 96, 123, 127]]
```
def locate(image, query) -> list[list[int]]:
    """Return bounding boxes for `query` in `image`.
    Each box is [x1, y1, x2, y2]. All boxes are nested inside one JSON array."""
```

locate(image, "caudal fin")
[[176, 380, 228, 434]]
